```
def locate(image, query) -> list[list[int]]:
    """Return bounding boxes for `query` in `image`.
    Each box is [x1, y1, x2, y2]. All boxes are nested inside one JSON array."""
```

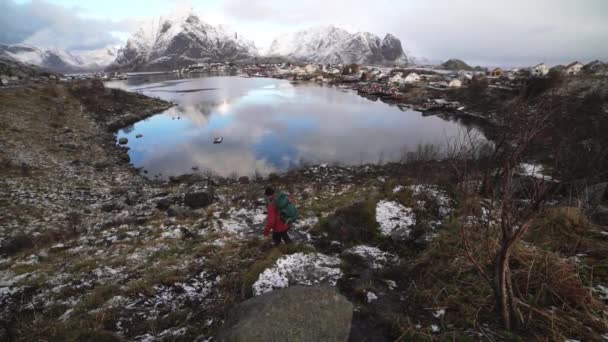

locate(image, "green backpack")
[[275, 193, 298, 225]]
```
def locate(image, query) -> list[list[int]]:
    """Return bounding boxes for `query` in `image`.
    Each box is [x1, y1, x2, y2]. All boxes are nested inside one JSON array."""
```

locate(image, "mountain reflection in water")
[[106, 75, 486, 179]]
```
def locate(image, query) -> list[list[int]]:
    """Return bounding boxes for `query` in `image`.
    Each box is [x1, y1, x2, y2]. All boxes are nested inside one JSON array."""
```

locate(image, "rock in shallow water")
[[118, 137, 128, 145], [216, 286, 353, 342]]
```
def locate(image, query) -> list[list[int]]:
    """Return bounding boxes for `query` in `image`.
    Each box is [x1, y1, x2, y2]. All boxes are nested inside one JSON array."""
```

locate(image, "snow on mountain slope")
[[267, 25, 410, 65], [75, 46, 120, 70], [0, 44, 118, 73], [109, 10, 258, 71]]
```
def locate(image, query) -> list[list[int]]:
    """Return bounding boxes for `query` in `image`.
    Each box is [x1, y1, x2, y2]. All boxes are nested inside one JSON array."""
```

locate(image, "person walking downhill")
[[264, 187, 297, 246]]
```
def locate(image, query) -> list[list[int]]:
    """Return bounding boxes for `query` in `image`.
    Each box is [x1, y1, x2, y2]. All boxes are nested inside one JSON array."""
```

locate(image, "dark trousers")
[[272, 231, 292, 246]]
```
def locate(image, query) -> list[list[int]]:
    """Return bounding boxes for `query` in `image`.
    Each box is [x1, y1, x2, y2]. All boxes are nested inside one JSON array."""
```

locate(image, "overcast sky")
[[1, 0, 607, 66]]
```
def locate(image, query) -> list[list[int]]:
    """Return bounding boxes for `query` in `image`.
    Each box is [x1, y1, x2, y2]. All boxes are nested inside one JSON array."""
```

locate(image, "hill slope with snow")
[[267, 26, 410, 65], [108, 11, 258, 71], [0, 44, 118, 74]]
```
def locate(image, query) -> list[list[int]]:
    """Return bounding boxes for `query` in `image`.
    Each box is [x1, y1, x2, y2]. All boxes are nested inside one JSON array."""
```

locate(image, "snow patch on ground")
[[594, 284, 608, 300], [385, 280, 398, 290], [408, 184, 453, 218], [366, 291, 378, 303], [376, 200, 415, 237], [214, 206, 267, 236], [433, 308, 446, 318], [342, 245, 396, 269], [293, 216, 319, 230], [253, 252, 342, 296], [161, 228, 183, 239]]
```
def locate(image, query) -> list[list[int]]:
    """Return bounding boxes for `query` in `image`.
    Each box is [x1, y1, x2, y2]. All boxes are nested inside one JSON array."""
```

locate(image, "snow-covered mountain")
[[0, 44, 118, 74], [109, 10, 258, 71], [267, 26, 410, 66]]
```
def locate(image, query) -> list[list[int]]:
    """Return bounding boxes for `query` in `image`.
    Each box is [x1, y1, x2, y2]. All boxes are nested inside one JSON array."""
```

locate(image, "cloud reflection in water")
[[113, 76, 485, 178]]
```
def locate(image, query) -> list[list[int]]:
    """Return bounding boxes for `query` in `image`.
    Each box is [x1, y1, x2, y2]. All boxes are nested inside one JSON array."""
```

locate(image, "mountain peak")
[[0, 44, 118, 73], [267, 26, 409, 65], [109, 12, 257, 71]]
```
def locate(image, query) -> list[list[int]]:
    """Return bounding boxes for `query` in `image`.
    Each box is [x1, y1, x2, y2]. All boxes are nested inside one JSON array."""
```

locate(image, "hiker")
[[264, 187, 297, 246]]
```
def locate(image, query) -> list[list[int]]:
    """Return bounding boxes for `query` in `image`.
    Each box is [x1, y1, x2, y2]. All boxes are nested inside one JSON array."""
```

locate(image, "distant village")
[[220, 59, 607, 112], [2, 58, 606, 115]]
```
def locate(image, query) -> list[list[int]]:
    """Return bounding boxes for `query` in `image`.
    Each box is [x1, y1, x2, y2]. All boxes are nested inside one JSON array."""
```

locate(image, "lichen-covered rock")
[[216, 286, 353, 342], [375, 200, 415, 240], [184, 189, 214, 208]]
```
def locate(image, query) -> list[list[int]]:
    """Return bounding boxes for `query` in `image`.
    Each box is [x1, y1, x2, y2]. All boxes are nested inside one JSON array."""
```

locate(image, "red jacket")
[[264, 197, 290, 236]]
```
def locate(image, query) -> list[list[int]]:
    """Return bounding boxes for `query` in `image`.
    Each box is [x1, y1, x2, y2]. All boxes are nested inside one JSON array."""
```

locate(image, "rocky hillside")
[[108, 11, 258, 72], [441, 58, 473, 71], [0, 55, 56, 81], [0, 44, 118, 74], [267, 25, 410, 66]]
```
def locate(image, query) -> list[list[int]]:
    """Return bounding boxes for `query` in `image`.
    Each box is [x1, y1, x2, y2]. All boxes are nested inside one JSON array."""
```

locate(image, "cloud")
[[0, 0, 136, 51]]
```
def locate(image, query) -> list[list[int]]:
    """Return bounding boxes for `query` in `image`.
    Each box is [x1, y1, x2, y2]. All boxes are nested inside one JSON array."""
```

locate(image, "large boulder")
[[0, 236, 33, 256], [184, 189, 214, 208], [216, 286, 353, 342]]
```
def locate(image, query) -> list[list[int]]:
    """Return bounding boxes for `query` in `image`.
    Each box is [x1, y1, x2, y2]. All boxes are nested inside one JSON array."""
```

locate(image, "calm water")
[[106, 75, 485, 178]]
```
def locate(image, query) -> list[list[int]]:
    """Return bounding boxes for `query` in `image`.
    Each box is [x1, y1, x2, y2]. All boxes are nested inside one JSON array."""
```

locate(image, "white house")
[[458, 70, 474, 80], [389, 72, 405, 85], [292, 66, 306, 75], [565, 61, 583, 75], [304, 64, 319, 74], [532, 63, 549, 77], [404, 72, 421, 84], [328, 68, 341, 75], [448, 79, 462, 88]]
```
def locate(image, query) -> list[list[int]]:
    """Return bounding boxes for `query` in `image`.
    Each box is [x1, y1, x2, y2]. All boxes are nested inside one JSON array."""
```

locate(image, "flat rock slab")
[[216, 285, 353, 342]]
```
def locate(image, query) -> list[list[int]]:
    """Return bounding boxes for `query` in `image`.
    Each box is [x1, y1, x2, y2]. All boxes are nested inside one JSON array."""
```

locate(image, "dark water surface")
[[106, 75, 485, 178]]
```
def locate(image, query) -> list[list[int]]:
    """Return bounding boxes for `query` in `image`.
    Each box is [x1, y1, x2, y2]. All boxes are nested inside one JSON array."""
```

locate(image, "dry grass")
[[526, 207, 592, 255], [385, 196, 608, 340], [314, 200, 380, 245]]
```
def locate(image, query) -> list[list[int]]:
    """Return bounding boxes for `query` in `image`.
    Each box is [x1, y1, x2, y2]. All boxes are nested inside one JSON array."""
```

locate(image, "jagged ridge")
[[0, 44, 117, 73], [108, 10, 258, 72], [267, 26, 410, 65]]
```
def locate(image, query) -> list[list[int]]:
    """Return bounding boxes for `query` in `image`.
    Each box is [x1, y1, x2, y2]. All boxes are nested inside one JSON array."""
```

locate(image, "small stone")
[[238, 176, 250, 184], [124, 192, 139, 206], [167, 205, 184, 217], [118, 137, 128, 145], [100, 201, 118, 213], [156, 198, 172, 210], [135, 134, 143, 138]]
